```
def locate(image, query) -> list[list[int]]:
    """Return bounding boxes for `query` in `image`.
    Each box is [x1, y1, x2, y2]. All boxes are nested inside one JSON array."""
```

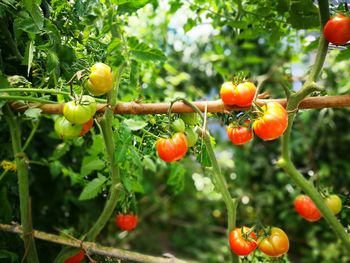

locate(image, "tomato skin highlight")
[[54, 117, 82, 139], [325, 194, 342, 215], [63, 95, 97, 125], [220, 81, 256, 107], [253, 102, 288, 141], [324, 14, 350, 45], [229, 227, 257, 256], [64, 250, 85, 263], [86, 62, 114, 96], [258, 227, 289, 257], [156, 132, 188, 162], [294, 195, 321, 222], [79, 118, 94, 136], [227, 125, 253, 145], [115, 214, 138, 231]]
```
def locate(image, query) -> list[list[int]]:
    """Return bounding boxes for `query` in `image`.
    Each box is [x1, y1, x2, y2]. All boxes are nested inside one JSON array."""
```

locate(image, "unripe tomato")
[[54, 117, 82, 139], [64, 250, 85, 263], [227, 124, 253, 145], [80, 118, 94, 136], [156, 132, 188, 162], [294, 195, 321, 222], [324, 194, 342, 215], [228, 227, 257, 256], [86, 62, 113, 96], [258, 227, 289, 257], [63, 95, 96, 125], [185, 127, 198, 147], [220, 81, 256, 107], [172, 119, 186, 132], [115, 214, 138, 231], [323, 14, 350, 45], [180, 112, 198, 126], [253, 102, 288, 141]]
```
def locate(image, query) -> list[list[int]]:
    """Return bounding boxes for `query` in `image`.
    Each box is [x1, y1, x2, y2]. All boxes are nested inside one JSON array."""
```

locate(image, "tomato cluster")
[[229, 226, 289, 257], [115, 214, 138, 231], [324, 14, 350, 45]]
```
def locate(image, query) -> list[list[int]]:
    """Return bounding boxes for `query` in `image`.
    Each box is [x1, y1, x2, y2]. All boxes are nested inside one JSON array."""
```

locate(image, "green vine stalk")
[[279, 0, 350, 250], [3, 105, 39, 263]]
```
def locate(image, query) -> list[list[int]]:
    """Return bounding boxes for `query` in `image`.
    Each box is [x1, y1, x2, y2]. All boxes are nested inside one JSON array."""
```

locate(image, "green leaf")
[[289, 0, 319, 29], [49, 160, 62, 177], [197, 143, 211, 167], [22, 0, 44, 30], [23, 108, 42, 119], [128, 37, 166, 62], [123, 119, 147, 131], [0, 250, 18, 263], [0, 187, 13, 223], [115, 126, 132, 162], [81, 156, 105, 177], [112, 0, 151, 14], [129, 60, 139, 89], [143, 156, 156, 172], [335, 47, 350, 62], [79, 175, 107, 201], [22, 40, 35, 76], [167, 163, 186, 194], [51, 142, 70, 160], [184, 18, 196, 32]]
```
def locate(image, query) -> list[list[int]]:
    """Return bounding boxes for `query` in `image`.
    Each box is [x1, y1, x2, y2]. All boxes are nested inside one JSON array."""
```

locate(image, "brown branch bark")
[[9, 95, 350, 115], [0, 223, 194, 263]]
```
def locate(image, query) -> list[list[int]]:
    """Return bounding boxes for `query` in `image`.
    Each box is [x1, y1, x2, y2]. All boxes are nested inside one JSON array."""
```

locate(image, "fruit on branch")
[[227, 122, 253, 145], [54, 117, 82, 139], [115, 214, 138, 231], [228, 227, 257, 256], [185, 127, 198, 147], [63, 95, 97, 125], [252, 102, 288, 141], [156, 132, 188, 162], [180, 112, 199, 126], [64, 250, 85, 263], [220, 81, 256, 107], [294, 195, 321, 222], [324, 14, 350, 45], [172, 119, 186, 132], [324, 194, 342, 215], [79, 118, 94, 136], [258, 227, 289, 257], [86, 62, 114, 96]]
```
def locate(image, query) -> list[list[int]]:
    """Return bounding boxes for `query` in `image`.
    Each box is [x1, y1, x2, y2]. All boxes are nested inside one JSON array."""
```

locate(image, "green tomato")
[[172, 119, 186, 132], [325, 194, 342, 215], [180, 113, 198, 126], [63, 95, 96, 124], [54, 117, 82, 139], [185, 127, 198, 147]]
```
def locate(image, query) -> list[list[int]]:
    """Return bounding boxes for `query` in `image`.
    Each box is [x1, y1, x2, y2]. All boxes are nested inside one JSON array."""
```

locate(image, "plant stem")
[[280, 0, 350, 250], [3, 105, 39, 263], [0, 88, 71, 96], [22, 120, 40, 152], [0, 95, 57, 104]]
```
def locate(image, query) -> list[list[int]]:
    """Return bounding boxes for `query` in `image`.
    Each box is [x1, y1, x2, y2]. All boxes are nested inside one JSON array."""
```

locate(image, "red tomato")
[[64, 250, 85, 263], [220, 81, 256, 107], [115, 214, 138, 231], [228, 227, 257, 256], [324, 14, 350, 45], [253, 102, 288, 141], [79, 118, 94, 136], [227, 123, 253, 145], [258, 227, 289, 257], [294, 195, 321, 222], [156, 132, 188, 162]]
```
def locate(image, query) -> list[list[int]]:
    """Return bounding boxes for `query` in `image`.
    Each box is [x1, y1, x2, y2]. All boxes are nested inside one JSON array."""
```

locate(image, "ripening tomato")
[[86, 63, 113, 96], [253, 102, 288, 141], [115, 214, 138, 231], [324, 194, 342, 215], [258, 227, 289, 257], [55, 117, 82, 139], [63, 95, 97, 125], [220, 81, 256, 107], [185, 127, 198, 147], [294, 195, 321, 222], [180, 112, 199, 126], [80, 118, 94, 136], [172, 119, 186, 132], [227, 123, 253, 145], [323, 14, 350, 45], [156, 132, 188, 162], [64, 250, 85, 263], [229, 227, 257, 256]]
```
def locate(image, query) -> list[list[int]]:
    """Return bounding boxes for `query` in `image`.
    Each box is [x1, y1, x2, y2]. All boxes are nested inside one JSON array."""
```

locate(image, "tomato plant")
[[294, 195, 321, 222], [227, 123, 253, 145], [64, 250, 85, 263], [115, 214, 138, 231], [220, 81, 256, 107], [228, 227, 257, 256], [185, 127, 198, 147], [79, 118, 94, 136], [63, 95, 97, 125], [172, 119, 186, 132], [180, 112, 198, 126], [258, 227, 289, 257], [325, 194, 342, 215], [253, 102, 288, 141], [54, 117, 82, 139], [323, 14, 350, 45], [86, 63, 114, 96], [156, 132, 188, 162]]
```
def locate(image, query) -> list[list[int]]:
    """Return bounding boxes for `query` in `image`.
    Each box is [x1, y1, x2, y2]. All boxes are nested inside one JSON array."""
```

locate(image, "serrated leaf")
[[128, 37, 166, 62], [24, 108, 41, 118], [167, 163, 186, 194], [196, 143, 211, 167], [51, 142, 70, 160], [143, 156, 156, 172], [123, 119, 147, 131], [129, 60, 139, 89], [23, 0, 44, 30], [79, 175, 107, 201], [81, 156, 105, 177]]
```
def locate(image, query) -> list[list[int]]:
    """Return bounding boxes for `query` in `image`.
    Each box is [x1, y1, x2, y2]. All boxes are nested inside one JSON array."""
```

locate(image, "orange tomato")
[[227, 124, 253, 145], [156, 132, 188, 162], [220, 81, 256, 107], [228, 227, 257, 256], [258, 227, 289, 257]]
